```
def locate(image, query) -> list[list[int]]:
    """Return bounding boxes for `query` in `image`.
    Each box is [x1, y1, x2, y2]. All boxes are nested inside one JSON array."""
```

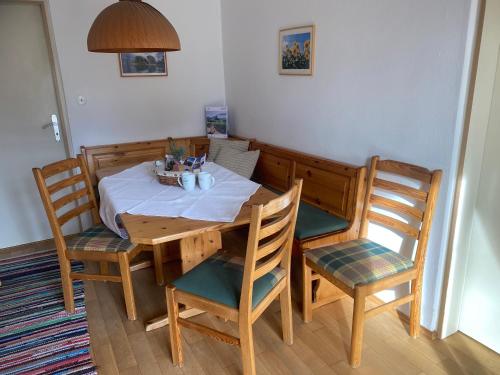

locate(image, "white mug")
[[197, 172, 215, 190], [178, 172, 196, 192]]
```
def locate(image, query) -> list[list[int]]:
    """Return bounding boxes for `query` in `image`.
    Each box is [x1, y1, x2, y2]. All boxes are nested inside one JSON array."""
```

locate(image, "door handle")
[[42, 114, 61, 142]]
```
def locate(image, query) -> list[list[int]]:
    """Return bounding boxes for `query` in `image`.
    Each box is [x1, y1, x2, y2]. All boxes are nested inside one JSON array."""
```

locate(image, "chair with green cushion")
[[166, 180, 303, 375], [303, 156, 442, 368]]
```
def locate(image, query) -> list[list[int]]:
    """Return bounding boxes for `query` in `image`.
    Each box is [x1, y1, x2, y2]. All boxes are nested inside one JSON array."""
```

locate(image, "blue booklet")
[[184, 154, 207, 171], [206, 106, 228, 138]]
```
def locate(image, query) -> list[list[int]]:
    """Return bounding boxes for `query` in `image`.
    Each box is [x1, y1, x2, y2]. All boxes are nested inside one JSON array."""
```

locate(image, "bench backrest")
[[250, 141, 366, 222], [81, 136, 211, 186], [81, 136, 365, 226]]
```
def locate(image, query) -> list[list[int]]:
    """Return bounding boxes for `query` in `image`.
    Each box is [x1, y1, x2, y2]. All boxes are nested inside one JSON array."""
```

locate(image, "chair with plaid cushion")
[[33, 155, 158, 320], [302, 156, 442, 368], [166, 179, 302, 375]]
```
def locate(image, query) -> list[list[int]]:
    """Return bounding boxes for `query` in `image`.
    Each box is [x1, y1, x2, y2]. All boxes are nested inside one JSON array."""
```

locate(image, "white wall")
[[48, 0, 226, 153], [221, 0, 472, 331]]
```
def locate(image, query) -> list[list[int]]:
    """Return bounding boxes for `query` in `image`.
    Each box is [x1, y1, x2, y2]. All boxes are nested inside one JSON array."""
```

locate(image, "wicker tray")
[[155, 170, 182, 186]]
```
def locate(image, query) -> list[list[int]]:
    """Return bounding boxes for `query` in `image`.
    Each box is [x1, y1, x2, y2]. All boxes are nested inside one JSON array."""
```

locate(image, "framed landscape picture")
[[119, 52, 167, 77], [279, 25, 315, 76]]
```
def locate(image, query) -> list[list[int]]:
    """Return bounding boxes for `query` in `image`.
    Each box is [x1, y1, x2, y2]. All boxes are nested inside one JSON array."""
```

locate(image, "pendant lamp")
[[87, 0, 180, 53]]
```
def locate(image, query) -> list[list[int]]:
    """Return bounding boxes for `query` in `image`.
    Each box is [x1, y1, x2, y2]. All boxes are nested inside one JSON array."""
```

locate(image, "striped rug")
[[0, 250, 97, 375]]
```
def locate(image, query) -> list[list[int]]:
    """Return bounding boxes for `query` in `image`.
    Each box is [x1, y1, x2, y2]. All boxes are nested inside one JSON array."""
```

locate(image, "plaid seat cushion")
[[173, 253, 286, 309], [66, 225, 136, 253], [305, 239, 413, 288]]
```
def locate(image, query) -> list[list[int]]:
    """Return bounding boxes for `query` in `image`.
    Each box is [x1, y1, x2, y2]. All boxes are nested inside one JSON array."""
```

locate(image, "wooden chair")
[[302, 156, 442, 367], [166, 179, 303, 375], [33, 155, 161, 320]]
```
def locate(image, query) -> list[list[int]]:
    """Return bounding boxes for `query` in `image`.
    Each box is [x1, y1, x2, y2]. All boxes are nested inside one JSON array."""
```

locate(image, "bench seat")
[[295, 201, 349, 240], [263, 185, 349, 240]]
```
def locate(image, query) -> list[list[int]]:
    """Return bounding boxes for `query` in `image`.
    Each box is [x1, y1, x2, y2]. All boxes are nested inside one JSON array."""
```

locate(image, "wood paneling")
[[251, 141, 362, 222], [81, 136, 211, 186], [253, 152, 292, 192], [294, 162, 350, 218]]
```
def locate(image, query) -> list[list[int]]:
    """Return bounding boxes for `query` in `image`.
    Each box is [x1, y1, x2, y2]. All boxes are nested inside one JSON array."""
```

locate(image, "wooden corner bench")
[[81, 136, 366, 309], [249, 141, 367, 309]]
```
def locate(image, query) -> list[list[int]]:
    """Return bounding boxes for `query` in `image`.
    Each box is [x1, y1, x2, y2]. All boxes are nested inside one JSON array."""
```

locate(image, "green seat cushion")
[[304, 239, 414, 288], [295, 202, 349, 240], [261, 185, 349, 240], [172, 253, 286, 309]]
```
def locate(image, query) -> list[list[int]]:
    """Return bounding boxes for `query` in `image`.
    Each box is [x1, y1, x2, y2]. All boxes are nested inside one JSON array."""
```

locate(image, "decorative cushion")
[[305, 239, 413, 288], [172, 253, 286, 309], [66, 224, 136, 252], [208, 139, 250, 161], [295, 201, 349, 240], [215, 147, 260, 179]]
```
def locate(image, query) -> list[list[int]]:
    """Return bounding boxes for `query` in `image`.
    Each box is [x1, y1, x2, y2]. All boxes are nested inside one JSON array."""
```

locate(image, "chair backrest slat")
[[41, 158, 80, 178], [239, 179, 302, 313], [370, 195, 424, 221], [47, 174, 86, 195], [253, 250, 285, 280], [366, 211, 420, 239], [373, 178, 428, 202], [259, 207, 293, 240], [256, 222, 292, 260], [360, 156, 442, 271], [33, 155, 101, 239], [53, 187, 89, 211], [377, 159, 432, 184], [261, 187, 296, 217], [58, 201, 95, 226]]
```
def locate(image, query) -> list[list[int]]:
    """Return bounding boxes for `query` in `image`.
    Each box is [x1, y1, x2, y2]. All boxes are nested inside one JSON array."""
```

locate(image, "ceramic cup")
[[178, 172, 196, 192], [197, 172, 215, 190]]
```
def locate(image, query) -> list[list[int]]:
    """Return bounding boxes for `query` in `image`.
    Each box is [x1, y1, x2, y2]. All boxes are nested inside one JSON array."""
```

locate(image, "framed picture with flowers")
[[279, 25, 315, 75]]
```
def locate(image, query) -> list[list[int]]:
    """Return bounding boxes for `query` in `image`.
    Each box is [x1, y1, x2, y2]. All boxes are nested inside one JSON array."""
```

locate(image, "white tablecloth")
[[98, 162, 261, 238]]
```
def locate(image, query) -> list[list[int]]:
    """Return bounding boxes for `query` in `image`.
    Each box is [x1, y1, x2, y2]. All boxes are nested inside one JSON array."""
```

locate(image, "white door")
[[457, 0, 500, 354], [0, 2, 75, 248]]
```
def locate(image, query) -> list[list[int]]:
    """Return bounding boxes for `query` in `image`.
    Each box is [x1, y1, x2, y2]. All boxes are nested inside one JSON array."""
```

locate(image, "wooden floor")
[[81, 233, 498, 375], [3, 236, 499, 374]]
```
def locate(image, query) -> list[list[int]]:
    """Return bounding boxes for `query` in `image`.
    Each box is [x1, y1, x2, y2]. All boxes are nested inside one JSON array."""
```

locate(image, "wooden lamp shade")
[[87, 0, 180, 53]]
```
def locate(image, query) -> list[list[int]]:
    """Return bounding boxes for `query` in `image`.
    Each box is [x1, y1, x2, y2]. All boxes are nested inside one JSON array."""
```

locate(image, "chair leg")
[[409, 277, 421, 338], [280, 279, 293, 345], [153, 244, 164, 286], [239, 317, 256, 375], [60, 257, 75, 313], [100, 261, 109, 276], [118, 252, 137, 320], [350, 286, 366, 368], [302, 256, 313, 323], [166, 286, 183, 367]]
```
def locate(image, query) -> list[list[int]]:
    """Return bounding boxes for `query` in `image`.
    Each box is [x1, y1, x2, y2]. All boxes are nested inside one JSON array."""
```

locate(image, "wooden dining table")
[[119, 186, 278, 331]]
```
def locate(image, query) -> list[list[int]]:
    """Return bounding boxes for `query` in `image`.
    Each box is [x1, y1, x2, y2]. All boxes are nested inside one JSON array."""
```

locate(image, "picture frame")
[[118, 52, 168, 77], [279, 25, 315, 76]]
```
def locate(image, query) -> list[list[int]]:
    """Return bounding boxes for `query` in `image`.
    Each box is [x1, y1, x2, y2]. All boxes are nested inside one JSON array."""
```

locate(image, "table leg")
[[179, 231, 222, 273], [144, 231, 222, 331]]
